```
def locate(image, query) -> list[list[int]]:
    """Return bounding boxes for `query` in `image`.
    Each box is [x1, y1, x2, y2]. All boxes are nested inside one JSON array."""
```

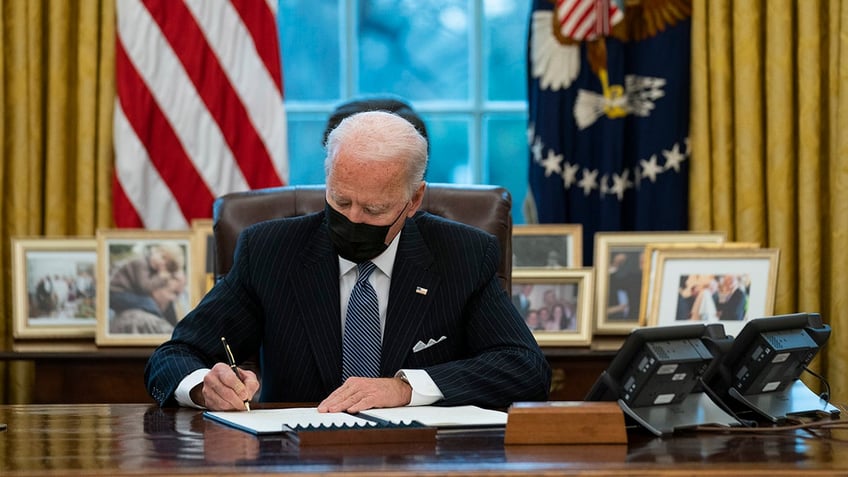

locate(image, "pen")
[[221, 336, 251, 412]]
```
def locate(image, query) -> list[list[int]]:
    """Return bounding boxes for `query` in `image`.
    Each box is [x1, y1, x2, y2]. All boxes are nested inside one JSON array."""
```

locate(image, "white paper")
[[359, 405, 508, 428], [205, 407, 378, 434]]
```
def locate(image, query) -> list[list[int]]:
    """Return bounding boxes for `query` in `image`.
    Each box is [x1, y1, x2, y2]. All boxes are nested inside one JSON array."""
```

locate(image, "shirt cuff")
[[175, 368, 210, 409], [395, 369, 444, 406]]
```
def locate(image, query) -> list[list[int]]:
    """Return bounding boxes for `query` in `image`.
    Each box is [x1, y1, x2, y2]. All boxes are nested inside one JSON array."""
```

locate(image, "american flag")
[[113, 0, 288, 229]]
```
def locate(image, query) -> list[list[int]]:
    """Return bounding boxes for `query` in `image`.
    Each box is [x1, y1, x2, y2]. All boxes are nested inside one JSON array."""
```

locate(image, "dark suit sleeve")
[[423, 235, 552, 407]]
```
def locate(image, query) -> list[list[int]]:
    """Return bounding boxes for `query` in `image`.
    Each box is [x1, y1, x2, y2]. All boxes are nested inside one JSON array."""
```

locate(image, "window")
[[278, 0, 530, 223]]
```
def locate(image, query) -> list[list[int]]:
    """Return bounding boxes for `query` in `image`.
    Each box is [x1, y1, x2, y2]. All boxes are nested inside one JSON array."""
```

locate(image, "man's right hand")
[[192, 362, 260, 410]]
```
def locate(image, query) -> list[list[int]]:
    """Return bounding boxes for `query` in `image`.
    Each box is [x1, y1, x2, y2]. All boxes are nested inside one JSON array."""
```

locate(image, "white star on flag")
[[663, 143, 686, 172], [540, 149, 563, 177], [532, 137, 544, 163], [610, 169, 634, 200], [562, 162, 580, 188], [578, 168, 599, 196], [640, 154, 663, 182]]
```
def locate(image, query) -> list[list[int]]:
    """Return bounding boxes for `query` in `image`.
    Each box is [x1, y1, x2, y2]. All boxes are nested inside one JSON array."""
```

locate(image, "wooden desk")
[[0, 344, 616, 404], [0, 403, 846, 476]]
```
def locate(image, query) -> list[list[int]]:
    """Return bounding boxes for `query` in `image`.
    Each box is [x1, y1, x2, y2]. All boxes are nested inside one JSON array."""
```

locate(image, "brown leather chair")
[[212, 183, 513, 292]]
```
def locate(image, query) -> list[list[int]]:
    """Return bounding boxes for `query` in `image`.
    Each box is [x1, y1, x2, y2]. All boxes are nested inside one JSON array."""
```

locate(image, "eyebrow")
[[329, 192, 392, 213]]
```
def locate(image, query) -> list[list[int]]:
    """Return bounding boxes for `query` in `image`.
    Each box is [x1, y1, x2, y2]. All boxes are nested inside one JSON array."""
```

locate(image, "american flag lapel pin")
[[415, 286, 428, 295]]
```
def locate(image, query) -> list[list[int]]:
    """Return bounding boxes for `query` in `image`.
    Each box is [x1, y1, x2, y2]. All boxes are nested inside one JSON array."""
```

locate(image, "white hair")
[[324, 110, 428, 198]]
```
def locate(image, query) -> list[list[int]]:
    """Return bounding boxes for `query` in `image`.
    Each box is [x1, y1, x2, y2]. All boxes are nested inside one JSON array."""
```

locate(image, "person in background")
[[551, 302, 575, 330], [512, 283, 533, 317], [110, 243, 187, 334], [145, 110, 551, 412], [714, 274, 747, 321], [691, 274, 718, 321], [524, 309, 542, 331], [606, 251, 642, 321]]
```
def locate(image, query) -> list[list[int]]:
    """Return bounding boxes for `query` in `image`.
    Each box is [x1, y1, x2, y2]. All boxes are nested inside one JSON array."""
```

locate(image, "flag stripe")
[[112, 170, 145, 229], [557, 0, 621, 40], [229, 0, 283, 92], [113, 102, 190, 229], [184, 0, 288, 186], [113, 0, 288, 230], [144, 0, 281, 190], [115, 38, 214, 223], [118, 0, 252, 199], [571, 9, 595, 40], [559, 0, 592, 38]]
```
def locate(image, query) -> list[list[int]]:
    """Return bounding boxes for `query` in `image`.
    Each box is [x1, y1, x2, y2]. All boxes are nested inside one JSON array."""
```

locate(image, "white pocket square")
[[412, 336, 447, 353]]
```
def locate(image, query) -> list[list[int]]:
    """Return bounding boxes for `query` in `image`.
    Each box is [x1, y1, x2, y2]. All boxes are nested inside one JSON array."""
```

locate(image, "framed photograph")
[[639, 242, 761, 326], [96, 229, 194, 346], [511, 268, 594, 346], [512, 224, 582, 268], [645, 247, 780, 337], [593, 232, 726, 334], [191, 218, 215, 305], [11, 237, 98, 339]]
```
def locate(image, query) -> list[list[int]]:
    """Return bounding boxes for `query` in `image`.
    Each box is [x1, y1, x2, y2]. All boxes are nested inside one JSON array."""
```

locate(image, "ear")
[[407, 182, 426, 216]]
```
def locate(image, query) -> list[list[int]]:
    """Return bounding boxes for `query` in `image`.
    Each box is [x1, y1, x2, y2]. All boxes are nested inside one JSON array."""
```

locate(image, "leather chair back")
[[213, 183, 513, 292]]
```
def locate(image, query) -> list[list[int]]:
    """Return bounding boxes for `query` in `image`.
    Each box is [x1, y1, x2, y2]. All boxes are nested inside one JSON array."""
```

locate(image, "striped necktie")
[[342, 261, 381, 380]]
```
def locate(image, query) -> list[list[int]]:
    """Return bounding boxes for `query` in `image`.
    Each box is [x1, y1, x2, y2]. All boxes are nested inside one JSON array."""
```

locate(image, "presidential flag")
[[113, 0, 288, 229], [526, 0, 691, 265]]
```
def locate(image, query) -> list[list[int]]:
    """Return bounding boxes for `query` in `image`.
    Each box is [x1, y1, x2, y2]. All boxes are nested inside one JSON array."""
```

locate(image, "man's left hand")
[[317, 377, 411, 413]]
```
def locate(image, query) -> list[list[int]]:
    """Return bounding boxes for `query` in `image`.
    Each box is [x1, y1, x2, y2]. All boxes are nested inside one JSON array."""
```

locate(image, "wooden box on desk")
[[504, 401, 627, 445]]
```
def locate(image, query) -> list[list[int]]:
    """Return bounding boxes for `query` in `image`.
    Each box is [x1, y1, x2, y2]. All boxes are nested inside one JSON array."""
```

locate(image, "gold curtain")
[[0, 0, 115, 402], [691, 0, 848, 399]]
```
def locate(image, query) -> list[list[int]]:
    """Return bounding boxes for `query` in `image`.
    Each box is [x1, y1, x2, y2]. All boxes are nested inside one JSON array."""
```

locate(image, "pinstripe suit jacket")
[[145, 211, 551, 407]]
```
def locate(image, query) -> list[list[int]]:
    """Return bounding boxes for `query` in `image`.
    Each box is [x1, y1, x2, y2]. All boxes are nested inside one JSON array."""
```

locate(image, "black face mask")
[[325, 201, 407, 263]]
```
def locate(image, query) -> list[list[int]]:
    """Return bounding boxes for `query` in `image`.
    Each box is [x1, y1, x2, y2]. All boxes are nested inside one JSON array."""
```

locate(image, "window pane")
[[279, 1, 340, 101], [358, 0, 469, 100], [424, 116, 471, 183], [278, 0, 530, 210], [485, 0, 529, 101], [486, 115, 528, 224], [286, 117, 330, 185]]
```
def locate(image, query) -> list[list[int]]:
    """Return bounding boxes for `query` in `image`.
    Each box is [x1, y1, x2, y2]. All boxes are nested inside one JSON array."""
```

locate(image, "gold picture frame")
[[96, 229, 194, 346], [511, 268, 594, 346], [592, 232, 726, 334], [11, 237, 98, 339], [645, 247, 781, 337], [512, 224, 583, 268], [191, 218, 215, 305], [639, 242, 761, 327]]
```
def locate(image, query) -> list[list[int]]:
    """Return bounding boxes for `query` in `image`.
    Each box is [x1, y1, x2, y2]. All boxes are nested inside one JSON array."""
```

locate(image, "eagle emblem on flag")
[[531, 0, 691, 128]]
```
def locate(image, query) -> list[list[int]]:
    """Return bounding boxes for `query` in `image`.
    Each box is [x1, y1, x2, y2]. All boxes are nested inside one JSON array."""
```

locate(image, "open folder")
[[204, 405, 507, 436]]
